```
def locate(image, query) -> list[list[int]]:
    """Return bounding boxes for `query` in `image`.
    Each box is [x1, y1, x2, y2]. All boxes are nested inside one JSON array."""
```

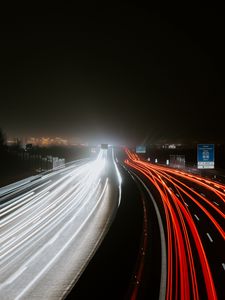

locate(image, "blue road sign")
[[136, 145, 146, 153], [197, 144, 215, 169]]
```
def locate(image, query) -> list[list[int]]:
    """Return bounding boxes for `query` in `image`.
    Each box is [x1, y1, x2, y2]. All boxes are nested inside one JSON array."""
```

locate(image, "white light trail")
[[0, 148, 120, 300]]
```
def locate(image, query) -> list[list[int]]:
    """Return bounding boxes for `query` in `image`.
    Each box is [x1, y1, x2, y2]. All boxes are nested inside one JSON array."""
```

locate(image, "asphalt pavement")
[[125, 148, 225, 300], [0, 149, 120, 300]]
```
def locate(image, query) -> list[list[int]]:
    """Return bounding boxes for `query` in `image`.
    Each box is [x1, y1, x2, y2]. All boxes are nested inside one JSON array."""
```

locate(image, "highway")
[[1, 146, 224, 300], [124, 148, 225, 300], [0, 148, 121, 300]]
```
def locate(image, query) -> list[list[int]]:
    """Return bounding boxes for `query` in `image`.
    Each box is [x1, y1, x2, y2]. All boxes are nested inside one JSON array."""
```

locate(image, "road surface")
[[124, 148, 225, 300], [0, 149, 121, 299]]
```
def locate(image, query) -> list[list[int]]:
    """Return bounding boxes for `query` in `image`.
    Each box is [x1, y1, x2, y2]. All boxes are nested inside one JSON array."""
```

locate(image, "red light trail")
[[125, 149, 225, 300]]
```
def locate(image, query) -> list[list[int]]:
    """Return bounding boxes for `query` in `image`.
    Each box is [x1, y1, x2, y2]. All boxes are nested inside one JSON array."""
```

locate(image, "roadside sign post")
[[136, 145, 146, 153], [197, 144, 215, 169]]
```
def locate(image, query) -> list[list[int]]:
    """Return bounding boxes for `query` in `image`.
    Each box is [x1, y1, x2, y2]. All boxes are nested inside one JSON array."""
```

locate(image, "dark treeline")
[[0, 128, 32, 186]]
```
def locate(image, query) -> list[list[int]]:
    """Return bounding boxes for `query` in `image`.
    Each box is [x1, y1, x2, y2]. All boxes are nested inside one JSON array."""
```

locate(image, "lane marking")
[[194, 214, 200, 221], [129, 172, 167, 300], [201, 193, 205, 197], [213, 201, 219, 206], [222, 263, 225, 271], [184, 202, 189, 207], [206, 233, 213, 243]]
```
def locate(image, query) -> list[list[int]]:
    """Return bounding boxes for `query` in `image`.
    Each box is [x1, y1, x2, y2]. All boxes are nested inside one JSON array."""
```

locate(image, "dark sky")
[[0, 3, 224, 145]]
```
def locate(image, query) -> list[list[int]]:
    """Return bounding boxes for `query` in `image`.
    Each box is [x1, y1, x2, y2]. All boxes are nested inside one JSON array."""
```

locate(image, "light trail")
[[0, 149, 121, 299], [125, 148, 225, 300]]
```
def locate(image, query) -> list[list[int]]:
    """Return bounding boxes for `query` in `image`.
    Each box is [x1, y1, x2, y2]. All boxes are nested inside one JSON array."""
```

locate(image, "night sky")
[[0, 3, 224, 145]]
